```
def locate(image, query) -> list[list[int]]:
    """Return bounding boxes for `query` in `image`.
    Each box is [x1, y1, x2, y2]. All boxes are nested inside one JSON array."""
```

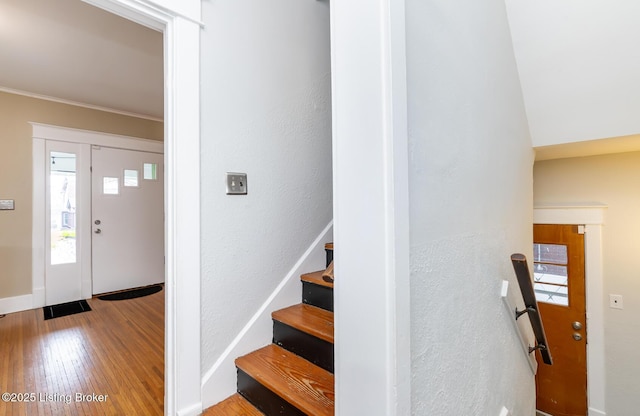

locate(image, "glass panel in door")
[[50, 152, 77, 265], [533, 243, 569, 306]]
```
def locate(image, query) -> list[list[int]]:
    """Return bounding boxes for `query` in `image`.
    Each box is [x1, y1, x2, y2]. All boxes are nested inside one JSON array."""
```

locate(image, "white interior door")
[[45, 140, 91, 306], [91, 146, 164, 294]]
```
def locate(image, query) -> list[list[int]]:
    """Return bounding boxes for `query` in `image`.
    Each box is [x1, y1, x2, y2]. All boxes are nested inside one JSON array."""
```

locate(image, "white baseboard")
[[176, 401, 202, 416], [0, 288, 97, 315], [200, 221, 333, 409], [32, 286, 45, 308], [0, 293, 34, 315], [82, 278, 92, 300]]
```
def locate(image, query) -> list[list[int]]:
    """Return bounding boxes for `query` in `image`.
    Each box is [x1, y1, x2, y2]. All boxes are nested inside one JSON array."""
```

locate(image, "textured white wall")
[[199, 0, 332, 375], [405, 0, 536, 414], [534, 152, 640, 415], [505, 0, 640, 146]]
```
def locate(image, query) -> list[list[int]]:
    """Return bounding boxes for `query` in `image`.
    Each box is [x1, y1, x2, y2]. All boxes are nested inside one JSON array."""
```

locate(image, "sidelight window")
[[50, 152, 77, 265]]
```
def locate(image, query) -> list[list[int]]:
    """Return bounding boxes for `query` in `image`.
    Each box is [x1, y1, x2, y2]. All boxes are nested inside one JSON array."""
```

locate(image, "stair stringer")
[[201, 221, 333, 409]]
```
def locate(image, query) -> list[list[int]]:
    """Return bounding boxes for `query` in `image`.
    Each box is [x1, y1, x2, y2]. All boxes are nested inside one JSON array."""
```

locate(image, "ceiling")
[[3, 0, 639, 159], [504, 0, 640, 160], [0, 0, 163, 120], [534, 134, 640, 161]]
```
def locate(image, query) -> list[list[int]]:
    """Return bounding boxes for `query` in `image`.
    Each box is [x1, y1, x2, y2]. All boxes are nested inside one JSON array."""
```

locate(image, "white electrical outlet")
[[609, 294, 623, 310]]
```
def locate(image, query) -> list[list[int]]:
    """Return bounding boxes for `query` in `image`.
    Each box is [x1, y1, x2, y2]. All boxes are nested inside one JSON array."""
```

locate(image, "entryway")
[[533, 224, 587, 415], [21, 0, 200, 411], [533, 206, 607, 416], [33, 124, 164, 306]]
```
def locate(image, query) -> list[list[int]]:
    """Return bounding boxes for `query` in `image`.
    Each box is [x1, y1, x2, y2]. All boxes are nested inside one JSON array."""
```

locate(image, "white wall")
[[505, 0, 640, 146], [199, 0, 332, 384], [535, 152, 640, 415], [405, 0, 536, 414]]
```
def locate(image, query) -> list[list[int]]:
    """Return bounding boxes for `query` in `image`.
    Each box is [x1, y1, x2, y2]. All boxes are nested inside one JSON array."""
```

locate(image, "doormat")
[[97, 284, 163, 301], [43, 300, 92, 320]]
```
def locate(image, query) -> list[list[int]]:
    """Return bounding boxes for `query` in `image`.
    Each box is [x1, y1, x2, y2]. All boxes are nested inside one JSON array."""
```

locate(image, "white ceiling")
[[504, 0, 640, 160], [0, 0, 163, 120], [3, 0, 640, 159]]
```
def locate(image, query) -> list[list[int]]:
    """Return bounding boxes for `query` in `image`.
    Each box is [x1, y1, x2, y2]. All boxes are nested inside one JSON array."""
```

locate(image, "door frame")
[[330, 1, 411, 414], [78, 2, 202, 415], [534, 206, 607, 416]]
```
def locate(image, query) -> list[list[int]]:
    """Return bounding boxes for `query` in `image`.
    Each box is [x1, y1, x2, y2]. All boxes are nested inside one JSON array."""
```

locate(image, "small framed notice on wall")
[[0, 200, 15, 210]]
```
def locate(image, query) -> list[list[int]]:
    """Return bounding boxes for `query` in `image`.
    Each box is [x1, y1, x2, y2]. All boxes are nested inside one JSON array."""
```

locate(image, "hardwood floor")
[[0, 291, 164, 416]]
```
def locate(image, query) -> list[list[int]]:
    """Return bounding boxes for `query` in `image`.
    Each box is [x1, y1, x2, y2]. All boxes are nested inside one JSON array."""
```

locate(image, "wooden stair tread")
[[236, 344, 334, 416], [203, 393, 264, 416], [272, 304, 334, 344], [301, 270, 333, 289], [324, 242, 333, 250]]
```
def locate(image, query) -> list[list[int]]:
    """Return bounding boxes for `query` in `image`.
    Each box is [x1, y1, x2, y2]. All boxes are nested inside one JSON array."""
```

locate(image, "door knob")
[[94, 228, 102, 234], [94, 219, 101, 225], [572, 332, 582, 341], [572, 321, 583, 330]]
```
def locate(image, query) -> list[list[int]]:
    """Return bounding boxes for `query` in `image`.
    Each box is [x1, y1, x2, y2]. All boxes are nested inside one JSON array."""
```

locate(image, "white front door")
[[91, 146, 164, 294], [45, 140, 91, 306]]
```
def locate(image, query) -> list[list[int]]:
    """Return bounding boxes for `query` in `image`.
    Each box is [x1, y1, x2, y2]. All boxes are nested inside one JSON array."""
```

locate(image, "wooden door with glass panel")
[[533, 224, 587, 416]]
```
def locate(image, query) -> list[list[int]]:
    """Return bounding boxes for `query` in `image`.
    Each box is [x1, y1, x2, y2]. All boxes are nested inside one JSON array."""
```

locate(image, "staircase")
[[204, 244, 334, 416]]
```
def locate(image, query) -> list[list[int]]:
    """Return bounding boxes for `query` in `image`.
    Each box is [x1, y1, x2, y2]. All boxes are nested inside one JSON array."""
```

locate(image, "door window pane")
[[143, 163, 157, 180], [533, 243, 567, 264], [533, 243, 569, 306], [50, 152, 77, 265], [534, 263, 568, 285], [103, 177, 119, 195], [124, 169, 139, 187], [534, 283, 569, 306]]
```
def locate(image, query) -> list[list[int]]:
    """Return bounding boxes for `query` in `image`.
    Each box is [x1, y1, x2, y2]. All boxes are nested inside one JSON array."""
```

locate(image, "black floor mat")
[[97, 284, 163, 301], [43, 300, 92, 320]]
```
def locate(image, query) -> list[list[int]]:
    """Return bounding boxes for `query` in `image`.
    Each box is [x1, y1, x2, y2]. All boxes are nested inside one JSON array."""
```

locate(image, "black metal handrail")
[[510, 253, 553, 365]]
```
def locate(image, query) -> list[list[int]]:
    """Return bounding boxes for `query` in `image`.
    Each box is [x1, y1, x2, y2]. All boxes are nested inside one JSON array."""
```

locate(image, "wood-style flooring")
[[0, 291, 164, 416]]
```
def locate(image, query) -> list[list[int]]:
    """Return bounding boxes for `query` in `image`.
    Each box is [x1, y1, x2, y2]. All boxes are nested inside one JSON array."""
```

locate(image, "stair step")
[[273, 304, 333, 344], [236, 344, 334, 416], [324, 243, 333, 267], [301, 271, 333, 312], [301, 270, 333, 289], [272, 304, 334, 373], [203, 393, 264, 416]]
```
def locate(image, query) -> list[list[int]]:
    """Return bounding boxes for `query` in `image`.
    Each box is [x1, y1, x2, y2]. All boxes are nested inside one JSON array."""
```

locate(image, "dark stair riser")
[[237, 369, 306, 416], [273, 321, 334, 373], [302, 282, 333, 312]]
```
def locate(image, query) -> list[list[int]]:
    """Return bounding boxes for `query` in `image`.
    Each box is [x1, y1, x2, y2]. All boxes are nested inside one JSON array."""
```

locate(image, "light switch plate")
[[226, 172, 247, 195], [0, 200, 15, 210]]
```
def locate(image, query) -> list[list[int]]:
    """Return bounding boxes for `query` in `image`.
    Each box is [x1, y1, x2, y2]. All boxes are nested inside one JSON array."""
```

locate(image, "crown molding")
[[0, 86, 163, 122]]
